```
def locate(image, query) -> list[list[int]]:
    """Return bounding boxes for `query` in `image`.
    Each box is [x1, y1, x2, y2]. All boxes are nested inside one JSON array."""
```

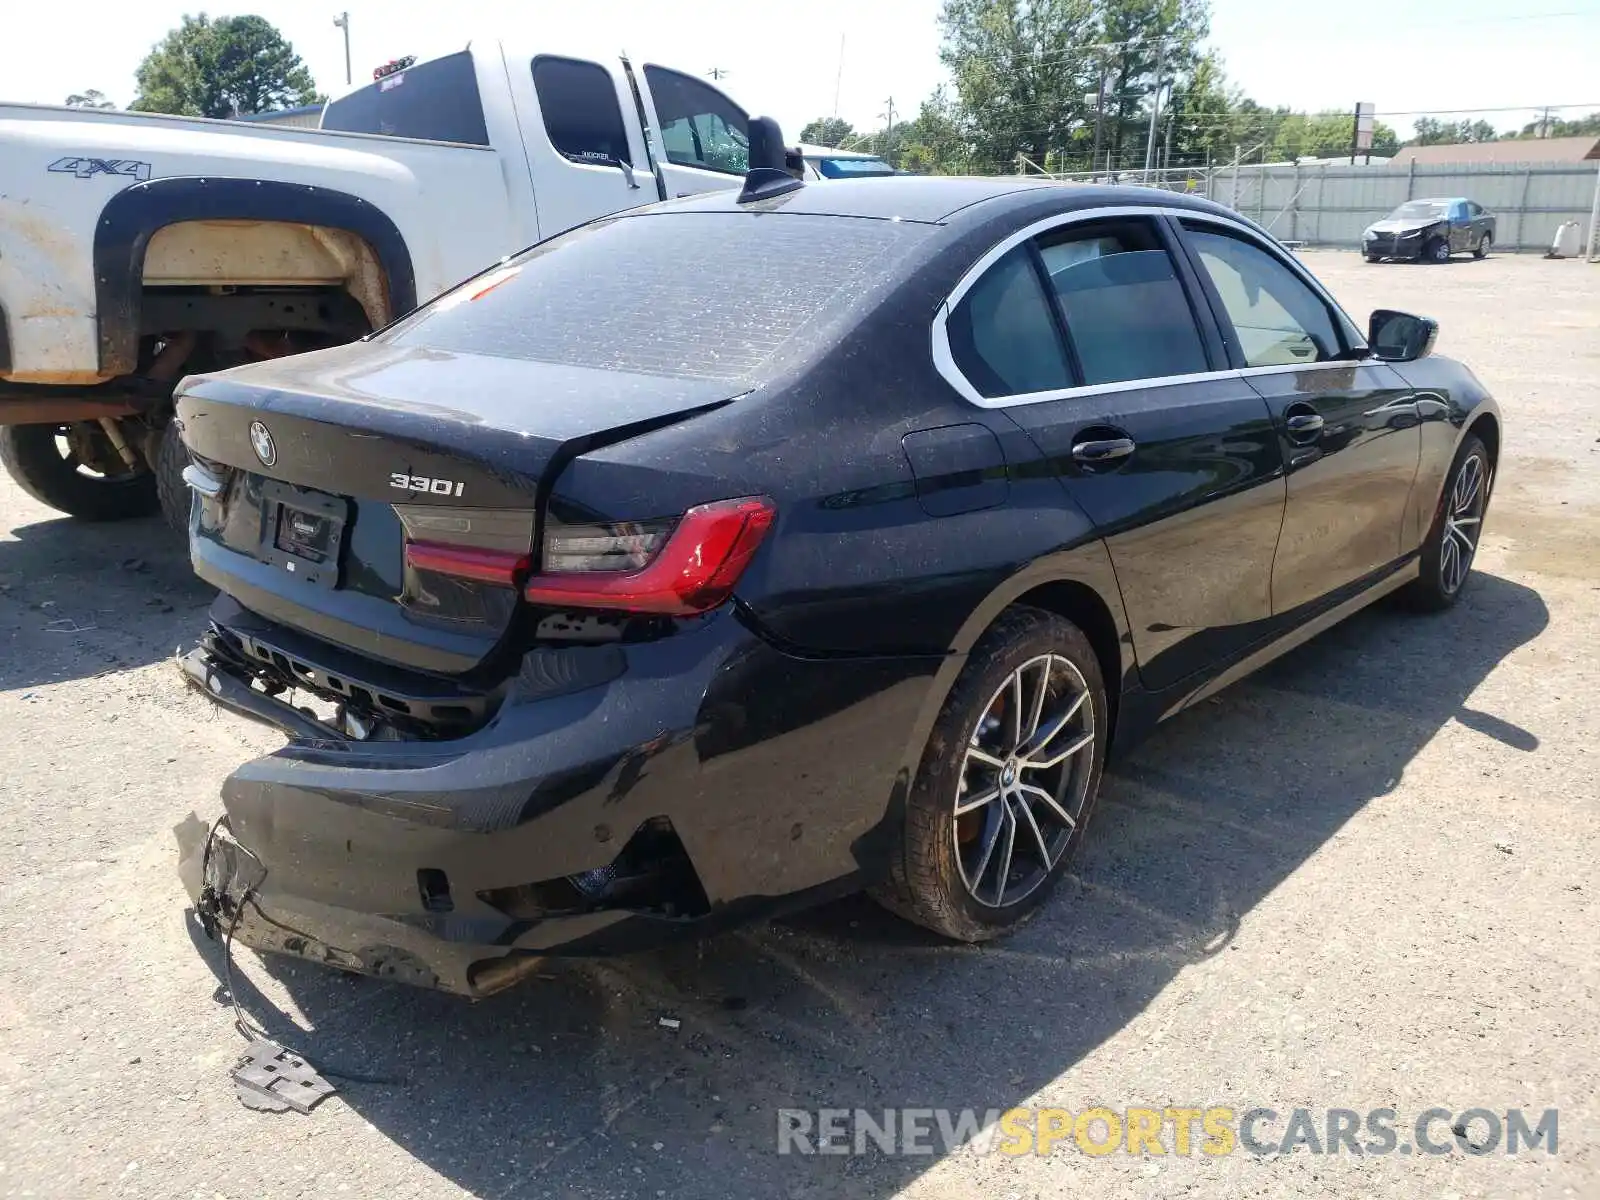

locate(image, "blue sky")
[[2, 0, 1597, 139]]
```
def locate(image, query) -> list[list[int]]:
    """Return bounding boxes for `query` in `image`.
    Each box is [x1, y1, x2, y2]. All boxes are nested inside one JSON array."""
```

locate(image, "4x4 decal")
[[47, 156, 152, 182]]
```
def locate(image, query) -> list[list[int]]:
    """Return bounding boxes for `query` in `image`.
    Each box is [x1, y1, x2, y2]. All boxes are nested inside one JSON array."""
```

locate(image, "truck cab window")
[[531, 56, 631, 166], [322, 50, 489, 145], [643, 65, 748, 175]]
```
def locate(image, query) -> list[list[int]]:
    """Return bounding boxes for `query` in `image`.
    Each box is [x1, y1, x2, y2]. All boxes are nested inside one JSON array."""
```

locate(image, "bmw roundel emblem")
[[248, 420, 277, 467]]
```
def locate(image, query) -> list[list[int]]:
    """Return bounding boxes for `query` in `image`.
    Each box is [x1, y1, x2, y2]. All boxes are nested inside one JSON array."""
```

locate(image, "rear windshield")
[[322, 50, 489, 145], [815, 156, 897, 179], [381, 213, 932, 382]]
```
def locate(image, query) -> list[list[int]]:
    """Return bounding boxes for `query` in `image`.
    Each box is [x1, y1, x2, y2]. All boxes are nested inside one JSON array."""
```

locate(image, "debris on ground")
[[231, 1039, 336, 1113]]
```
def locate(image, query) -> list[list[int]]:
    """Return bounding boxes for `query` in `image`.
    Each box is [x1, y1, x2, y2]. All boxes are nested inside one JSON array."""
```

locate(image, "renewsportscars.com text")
[[777, 1105, 1558, 1158]]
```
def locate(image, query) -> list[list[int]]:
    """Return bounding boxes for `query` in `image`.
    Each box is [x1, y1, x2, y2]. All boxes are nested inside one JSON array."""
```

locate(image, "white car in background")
[[797, 143, 898, 180]]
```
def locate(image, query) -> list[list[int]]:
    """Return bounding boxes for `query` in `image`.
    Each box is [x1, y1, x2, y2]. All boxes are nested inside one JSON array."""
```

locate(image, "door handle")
[[1285, 411, 1324, 439], [1071, 437, 1136, 465]]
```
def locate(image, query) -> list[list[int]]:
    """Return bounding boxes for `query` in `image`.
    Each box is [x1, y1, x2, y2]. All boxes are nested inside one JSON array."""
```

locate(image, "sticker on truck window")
[[48, 156, 151, 182]]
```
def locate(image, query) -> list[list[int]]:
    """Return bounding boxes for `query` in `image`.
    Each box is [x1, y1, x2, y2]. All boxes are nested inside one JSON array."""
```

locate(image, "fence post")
[[1315, 165, 1326, 247], [1257, 164, 1267, 225], [1290, 162, 1300, 241], [1587, 159, 1600, 262], [1405, 158, 1415, 200], [1514, 167, 1534, 253]]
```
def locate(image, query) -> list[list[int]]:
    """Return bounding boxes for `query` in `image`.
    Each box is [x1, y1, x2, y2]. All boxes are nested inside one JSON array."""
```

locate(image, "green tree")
[[65, 89, 115, 109], [1091, 0, 1210, 172], [798, 116, 855, 147], [1410, 116, 1497, 146], [132, 14, 321, 118], [938, 0, 1099, 173], [896, 88, 974, 173], [1513, 110, 1600, 139]]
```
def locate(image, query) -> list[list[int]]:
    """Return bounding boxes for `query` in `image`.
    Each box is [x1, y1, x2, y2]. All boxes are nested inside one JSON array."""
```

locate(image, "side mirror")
[[1368, 309, 1438, 362]]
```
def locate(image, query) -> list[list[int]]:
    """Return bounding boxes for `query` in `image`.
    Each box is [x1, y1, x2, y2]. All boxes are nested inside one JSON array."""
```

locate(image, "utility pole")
[[706, 67, 731, 81], [332, 11, 351, 86], [1142, 39, 1167, 181], [833, 34, 845, 118], [1090, 54, 1107, 181], [1536, 106, 1554, 138], [880, 96, 897, 158]]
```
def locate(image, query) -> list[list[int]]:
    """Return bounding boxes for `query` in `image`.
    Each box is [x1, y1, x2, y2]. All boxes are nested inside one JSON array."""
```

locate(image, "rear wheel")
[[1402, 433, 1490, 612], [0, 422, 158, 521], [873, 607, 1108, 942], [1474, 233, 1491, 259]]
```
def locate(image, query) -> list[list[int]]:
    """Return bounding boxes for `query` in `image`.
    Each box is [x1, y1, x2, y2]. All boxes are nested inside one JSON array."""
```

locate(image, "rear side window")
[[1184, 226, 1343, 367], [532, 56, 630, 165], [946, 247, 1072, 397], [383, 213, 930, 382], [644, 65, 749, 175], [1037, 221, 1209, 385], [322, 50, 489, 145]]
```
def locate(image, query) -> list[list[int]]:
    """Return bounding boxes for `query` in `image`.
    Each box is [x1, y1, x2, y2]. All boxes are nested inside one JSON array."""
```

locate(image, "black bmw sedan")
[[174, 173, 1500, 996]]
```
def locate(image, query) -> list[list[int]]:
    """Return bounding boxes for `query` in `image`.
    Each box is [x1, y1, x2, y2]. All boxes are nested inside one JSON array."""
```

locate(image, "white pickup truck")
[[0, 40, 757, 524]]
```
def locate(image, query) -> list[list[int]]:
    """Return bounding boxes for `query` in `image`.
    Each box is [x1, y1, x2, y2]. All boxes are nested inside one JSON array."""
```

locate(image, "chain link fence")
[[1022, 161, 1600, 258]]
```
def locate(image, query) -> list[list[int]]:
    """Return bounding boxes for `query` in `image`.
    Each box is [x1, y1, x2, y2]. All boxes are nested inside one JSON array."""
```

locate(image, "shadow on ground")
[[188, 572, 1546, 1200], [0, 513, 211, 689]]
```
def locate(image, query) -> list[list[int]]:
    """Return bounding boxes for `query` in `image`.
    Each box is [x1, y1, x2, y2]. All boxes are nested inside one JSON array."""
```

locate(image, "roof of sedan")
[[651, 175, 1235, 225]]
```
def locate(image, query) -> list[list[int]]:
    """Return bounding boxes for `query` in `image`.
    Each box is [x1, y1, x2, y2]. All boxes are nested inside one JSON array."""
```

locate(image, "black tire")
[[0, 423, 158, 521], [872, 606, 1109, 942], [1425, 236, 1451, 264], [1401, 433, 1491, 613], [1366, 254, 1383, 263], [155, 420, 193, 532], [1474, 234, 1491, 259]]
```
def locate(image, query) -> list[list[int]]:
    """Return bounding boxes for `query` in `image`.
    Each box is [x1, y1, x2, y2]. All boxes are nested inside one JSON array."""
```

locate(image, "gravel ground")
[[0, 252, 1595, 1200]]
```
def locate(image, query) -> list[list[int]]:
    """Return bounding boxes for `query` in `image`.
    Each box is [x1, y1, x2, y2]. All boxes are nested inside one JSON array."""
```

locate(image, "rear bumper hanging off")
[[177, 598, 946, 996]]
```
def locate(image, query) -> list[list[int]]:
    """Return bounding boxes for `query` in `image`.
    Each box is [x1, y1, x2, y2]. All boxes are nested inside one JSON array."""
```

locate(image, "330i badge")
[[173, 130, 1500, 997]]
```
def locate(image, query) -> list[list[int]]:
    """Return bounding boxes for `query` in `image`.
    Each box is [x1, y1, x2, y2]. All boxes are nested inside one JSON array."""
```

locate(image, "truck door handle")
[[1071, 437, 1136, 464]]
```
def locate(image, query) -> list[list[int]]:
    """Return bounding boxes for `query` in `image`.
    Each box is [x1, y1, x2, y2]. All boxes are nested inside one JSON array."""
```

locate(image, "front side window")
[[1037, 221, 1209, 385], [532, 57, 630, 165], [1184, 226, 1343, 368], [644, 65, 748, 175], [946, 246, 1073, 398]]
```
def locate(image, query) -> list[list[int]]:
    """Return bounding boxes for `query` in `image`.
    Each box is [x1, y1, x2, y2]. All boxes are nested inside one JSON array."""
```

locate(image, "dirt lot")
[[0, 253, 1596, 1200]]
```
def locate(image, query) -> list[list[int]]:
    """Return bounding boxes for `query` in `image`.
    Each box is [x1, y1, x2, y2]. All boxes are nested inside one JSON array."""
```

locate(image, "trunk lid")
[[177, 341, 736, 676]]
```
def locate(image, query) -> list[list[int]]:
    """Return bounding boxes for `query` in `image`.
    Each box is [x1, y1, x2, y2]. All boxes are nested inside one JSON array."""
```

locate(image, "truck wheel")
[[155, 420, 193, 532], [0, 423, 159, 521]]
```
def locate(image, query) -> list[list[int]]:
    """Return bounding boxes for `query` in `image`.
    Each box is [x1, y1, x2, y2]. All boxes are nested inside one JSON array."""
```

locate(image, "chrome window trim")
[[932, 202, 1370, 409]]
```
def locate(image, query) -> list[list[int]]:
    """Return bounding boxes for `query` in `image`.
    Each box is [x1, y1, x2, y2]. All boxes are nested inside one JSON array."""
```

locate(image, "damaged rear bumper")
[[178, 599, 945, 997]]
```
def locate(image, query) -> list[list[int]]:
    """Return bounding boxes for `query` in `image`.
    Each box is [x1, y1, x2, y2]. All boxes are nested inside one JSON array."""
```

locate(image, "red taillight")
[[404, 541, 529, 586], [523, 496, 776, 616]]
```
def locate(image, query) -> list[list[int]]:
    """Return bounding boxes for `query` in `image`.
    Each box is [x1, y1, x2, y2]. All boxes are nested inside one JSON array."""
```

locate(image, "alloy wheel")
[[954, 653, 1096, 908], [1440, 452, 1487, 595]]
